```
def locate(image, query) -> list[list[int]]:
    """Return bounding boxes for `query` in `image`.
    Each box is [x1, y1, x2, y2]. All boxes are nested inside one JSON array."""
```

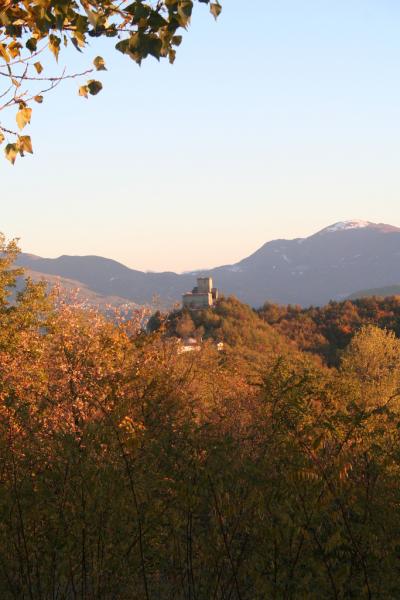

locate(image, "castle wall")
[[182, 292, 213, 309]]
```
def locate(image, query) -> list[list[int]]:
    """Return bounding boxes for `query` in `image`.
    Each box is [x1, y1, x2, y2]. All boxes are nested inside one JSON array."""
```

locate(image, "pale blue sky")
[[2, 0, 400, 271]]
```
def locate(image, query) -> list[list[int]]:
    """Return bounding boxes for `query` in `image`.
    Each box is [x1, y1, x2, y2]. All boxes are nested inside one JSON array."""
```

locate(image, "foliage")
[[0, 0, 222, 162], [2, 239, 400, 597], [258, 295, 400, 366]]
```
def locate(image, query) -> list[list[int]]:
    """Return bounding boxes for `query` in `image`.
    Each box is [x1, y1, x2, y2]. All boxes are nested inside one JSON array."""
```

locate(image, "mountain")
[[18, 254, 192, 307], [25, 269, 140, 310], [16, 220, 400, 308]]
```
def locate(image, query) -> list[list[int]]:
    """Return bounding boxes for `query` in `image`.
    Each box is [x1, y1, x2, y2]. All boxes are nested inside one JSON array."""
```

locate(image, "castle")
[[182, 277, 219, 310]]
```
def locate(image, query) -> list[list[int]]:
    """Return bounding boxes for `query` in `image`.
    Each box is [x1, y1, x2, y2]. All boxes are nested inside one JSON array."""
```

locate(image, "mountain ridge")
[[16, 220, 400, 308]]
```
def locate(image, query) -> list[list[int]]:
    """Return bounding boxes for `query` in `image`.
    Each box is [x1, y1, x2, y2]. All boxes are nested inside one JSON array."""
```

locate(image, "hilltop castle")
[[182, 277, 219, 310]]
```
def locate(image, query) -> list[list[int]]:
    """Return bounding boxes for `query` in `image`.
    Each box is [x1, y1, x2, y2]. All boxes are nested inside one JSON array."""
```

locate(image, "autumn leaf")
[[16, 107, 32, 130], [93, 56, 107, 71], [5, 143, 18, 164], [19, 135, 33, 154], [79, 85, 89, 98], [87, 80, 103, 95], [210, 2, 222, 19]]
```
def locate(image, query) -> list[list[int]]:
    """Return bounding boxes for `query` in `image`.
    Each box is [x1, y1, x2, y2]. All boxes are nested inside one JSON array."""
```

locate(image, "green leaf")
[[93, 56, 107, 71]]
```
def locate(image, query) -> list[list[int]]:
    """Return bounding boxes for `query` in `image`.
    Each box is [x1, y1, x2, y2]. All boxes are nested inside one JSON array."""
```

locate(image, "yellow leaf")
[[48, 35, 61, 62], [93, 56, 106, 71], [5, 143, 18, 165], [0, 132, 4, 145], [16, 107, 32, 131], [19, 135, 33, 154], [8, 41, 22, 59], [34, 62, 43, 74], [0, 43, 10, 63], [34, 95, 43, 104], [79, 85, 89, 98]]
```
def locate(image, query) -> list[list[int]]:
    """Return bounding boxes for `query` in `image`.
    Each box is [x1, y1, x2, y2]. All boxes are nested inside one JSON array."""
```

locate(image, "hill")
[[348, 285, 400, 299], [258, 295, 400, 365], [25, 268, 140, 310]]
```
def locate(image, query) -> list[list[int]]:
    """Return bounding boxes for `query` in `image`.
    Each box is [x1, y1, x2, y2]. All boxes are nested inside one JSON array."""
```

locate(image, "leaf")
[[8, 41, 22, 58], [49, 35, 61, 61], [115, 39, 129, 55], [34, 62, 43, 74], [0, 43, 10, 63], [178, 0, 193, 23], [71, 37, 83, 52], [19, 136, 33, 155], [148, 11, 167, 30], [16, 107, 32, 131], [84, 6, 100, 28], [34, 95, 43, 104], [172, 36, 183, 47], [210, 2, 222, 19], [79, 85, 89, 98], [93, 56, 107, 71], [168, 49, 176, 64], [5, 143, 18, 165], [0, 132, 4, 145], [26, 38, 37, 53], [87, 80, 103, 95]]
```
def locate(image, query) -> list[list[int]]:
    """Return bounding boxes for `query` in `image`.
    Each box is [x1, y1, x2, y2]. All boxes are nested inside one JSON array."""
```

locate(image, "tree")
[[0, 0, 222, 163], [340, 324, 400, 410]]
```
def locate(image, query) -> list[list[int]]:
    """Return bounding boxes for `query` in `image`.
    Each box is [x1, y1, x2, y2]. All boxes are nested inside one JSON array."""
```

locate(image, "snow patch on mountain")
[[324, 220, 372, 232]]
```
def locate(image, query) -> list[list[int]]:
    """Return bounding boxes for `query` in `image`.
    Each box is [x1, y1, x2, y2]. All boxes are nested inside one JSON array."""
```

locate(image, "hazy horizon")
[[13, 217, 400, 274]]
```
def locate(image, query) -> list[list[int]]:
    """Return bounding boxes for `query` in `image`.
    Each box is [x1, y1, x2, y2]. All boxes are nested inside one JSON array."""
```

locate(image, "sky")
[[2, 0, 400, 272]]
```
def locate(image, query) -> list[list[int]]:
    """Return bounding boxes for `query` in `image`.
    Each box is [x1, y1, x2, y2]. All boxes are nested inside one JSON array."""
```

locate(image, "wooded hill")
[[3, 235, 400, 598], [156, 293, 400, 367]]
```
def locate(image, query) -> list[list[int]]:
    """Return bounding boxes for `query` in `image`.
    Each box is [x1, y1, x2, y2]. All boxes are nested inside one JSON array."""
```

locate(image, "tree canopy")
[[2, 237, 400, 597], [0, 0, 222, 162]]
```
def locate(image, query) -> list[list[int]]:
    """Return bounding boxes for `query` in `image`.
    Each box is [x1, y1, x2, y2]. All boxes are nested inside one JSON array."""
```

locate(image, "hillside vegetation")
[[259, 296, 400, 366], [3, 236, 400, 598]]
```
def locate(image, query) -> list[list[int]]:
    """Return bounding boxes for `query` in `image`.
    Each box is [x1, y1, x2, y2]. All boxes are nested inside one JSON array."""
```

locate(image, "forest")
[[2, 234, 400, 599]]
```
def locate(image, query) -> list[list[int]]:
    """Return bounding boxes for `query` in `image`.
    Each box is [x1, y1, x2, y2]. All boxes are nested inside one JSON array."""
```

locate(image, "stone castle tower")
[[182, 277, 219, 309]]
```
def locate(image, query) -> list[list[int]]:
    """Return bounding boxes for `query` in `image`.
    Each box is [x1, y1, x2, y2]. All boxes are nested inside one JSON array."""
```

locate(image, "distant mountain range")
[[16, 220, 400, 308]]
